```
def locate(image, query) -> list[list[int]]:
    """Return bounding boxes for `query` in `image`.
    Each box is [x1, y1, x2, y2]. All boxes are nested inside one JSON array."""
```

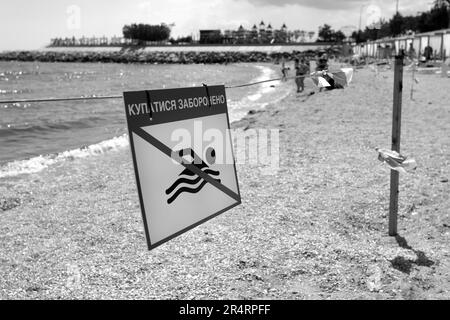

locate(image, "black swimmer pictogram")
[[165, 147, 220, 204]]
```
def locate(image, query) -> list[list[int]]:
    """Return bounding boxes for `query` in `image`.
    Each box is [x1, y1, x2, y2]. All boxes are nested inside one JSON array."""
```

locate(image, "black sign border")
[[124, 85, 242, 250]]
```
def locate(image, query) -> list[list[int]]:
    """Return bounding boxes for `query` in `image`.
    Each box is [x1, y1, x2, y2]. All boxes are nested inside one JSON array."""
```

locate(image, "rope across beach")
[[0, 68, 353, 104]]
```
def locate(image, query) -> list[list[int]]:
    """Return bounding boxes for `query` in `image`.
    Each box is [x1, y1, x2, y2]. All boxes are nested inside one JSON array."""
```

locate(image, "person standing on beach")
[[408, 43, 416, 60], [295, 58, 309, 93], [424, 45, 433, 62], [281, 56, 290, 81], [315, 50, 329, 92], [316, 50, 328, 71]]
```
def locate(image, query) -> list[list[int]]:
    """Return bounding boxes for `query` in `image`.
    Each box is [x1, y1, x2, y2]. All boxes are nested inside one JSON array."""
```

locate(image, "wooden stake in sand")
[[442, 49, 448, 79], [389, 54, 404, 236], [410, 60, 416, 100]]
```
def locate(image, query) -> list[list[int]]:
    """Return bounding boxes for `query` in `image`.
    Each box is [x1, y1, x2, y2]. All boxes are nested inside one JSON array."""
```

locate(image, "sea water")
[[0, 61, 292, 177]]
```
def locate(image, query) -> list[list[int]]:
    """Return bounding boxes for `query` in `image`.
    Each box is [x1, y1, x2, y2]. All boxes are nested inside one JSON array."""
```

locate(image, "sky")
[[0, 0, 432, 50]]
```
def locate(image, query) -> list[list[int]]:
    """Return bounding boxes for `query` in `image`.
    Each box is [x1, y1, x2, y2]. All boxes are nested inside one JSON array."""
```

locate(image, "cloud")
[[246, 0, 366, 10], [245, 0, 428, 13]]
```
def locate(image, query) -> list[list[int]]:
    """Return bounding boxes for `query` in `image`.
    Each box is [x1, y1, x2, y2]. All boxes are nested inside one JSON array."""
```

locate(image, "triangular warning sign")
[[124, 86, 241, 250]]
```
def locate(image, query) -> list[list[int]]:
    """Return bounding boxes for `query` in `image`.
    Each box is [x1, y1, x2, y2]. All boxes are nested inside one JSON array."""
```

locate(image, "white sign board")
[[123, 85, 241, 250]]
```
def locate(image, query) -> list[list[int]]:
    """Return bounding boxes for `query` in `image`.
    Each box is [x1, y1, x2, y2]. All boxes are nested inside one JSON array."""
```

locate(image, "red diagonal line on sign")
[[133, 127, 240, 203]]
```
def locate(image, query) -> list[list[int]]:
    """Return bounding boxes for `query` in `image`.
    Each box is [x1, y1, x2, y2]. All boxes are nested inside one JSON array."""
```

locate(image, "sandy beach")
[[0, 63, 449, 299]]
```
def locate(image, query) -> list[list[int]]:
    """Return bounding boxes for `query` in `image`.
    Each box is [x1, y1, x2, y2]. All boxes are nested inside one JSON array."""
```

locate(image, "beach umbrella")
[[330, 68, 354, 87], [311, 75, 331, 88]]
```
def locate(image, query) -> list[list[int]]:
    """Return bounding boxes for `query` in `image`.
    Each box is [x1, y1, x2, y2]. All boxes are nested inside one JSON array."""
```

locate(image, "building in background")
[[217, 21, 314, 44], [49, 21, 316, 47], [199, 30, 223, 44]]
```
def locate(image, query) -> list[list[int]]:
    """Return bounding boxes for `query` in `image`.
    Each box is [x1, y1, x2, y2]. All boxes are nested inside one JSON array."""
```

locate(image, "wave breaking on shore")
[[0, 135, 129, 178], [0, 64, 288, 178]]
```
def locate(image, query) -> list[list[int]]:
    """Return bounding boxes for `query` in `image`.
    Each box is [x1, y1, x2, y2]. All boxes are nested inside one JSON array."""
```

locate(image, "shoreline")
[[0, 63, 290, 178]]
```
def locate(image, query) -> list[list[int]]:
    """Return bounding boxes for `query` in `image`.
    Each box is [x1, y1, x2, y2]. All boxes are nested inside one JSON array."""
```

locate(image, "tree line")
[[122, 23, 171, 44], [316, 24, 346, 43], [352, 0, 450, 43]]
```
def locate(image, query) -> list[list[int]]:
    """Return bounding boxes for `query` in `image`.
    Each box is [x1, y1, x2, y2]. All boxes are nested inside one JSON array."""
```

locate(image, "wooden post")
[[417, 36, 422, 61], [389, 54, 404, 236], [410, 60, 416, 100], [443, 49, 448, 78]]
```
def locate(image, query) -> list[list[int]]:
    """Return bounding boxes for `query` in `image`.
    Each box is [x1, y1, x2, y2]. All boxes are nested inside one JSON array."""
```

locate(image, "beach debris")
[[407, 203, 418, 215], [66, 264, 82, 290], [375, 148, 417, 173], [369, 64, 379, 75], [0, 197, 21, 211], [366, 265, 383, 292]]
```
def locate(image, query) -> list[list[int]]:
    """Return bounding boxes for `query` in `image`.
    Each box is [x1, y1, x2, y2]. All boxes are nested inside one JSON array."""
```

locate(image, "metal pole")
[[389, 54, 404, 236], [359, 6, 363, 32]]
